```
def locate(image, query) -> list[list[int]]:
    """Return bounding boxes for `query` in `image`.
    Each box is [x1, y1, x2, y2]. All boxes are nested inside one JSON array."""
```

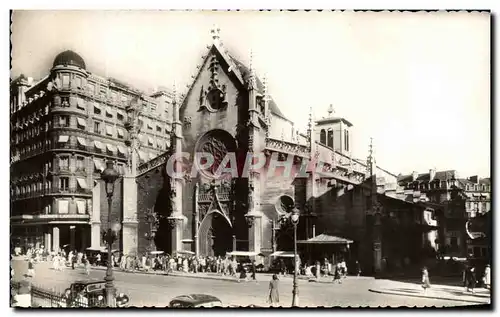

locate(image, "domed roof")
[[53, 50, 86, 69]]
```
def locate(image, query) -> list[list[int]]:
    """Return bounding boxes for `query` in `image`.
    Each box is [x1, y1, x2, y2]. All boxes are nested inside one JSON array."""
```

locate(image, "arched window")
[[327, 129, 334, 148], [320, 129, 326, 145]]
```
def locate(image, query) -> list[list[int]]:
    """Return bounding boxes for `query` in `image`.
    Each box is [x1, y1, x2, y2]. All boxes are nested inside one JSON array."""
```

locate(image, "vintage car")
[[63, 280, 129, 308], [168, 294, 223, 308]]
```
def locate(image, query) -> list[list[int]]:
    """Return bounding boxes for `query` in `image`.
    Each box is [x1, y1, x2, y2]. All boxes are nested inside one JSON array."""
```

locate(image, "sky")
[[10, 10, 491, 178]]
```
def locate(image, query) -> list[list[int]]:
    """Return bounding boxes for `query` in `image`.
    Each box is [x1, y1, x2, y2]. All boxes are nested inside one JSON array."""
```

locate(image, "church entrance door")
[[198, 211, 233, 257]]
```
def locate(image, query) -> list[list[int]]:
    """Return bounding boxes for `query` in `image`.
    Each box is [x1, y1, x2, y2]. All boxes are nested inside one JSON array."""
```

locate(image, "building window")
[[59, 115, 69, 127], [87, 83, 95, 94], [100, 87, 107, 96], [110, 91, 117, 101], [76, 156, 85, 171], [151, 103, 157, 112], [62, 75, 70, 88], [320, 129, 326, 145], [327, 129, 334, 148], [61, 97, 70, 107], [94, 121, 101, 134], [117, 112, 124, 121], [59, 177, 69, 191], [75, 77, 82, 88], [59, 156, 69, 170], [156, 125, 162, 133]]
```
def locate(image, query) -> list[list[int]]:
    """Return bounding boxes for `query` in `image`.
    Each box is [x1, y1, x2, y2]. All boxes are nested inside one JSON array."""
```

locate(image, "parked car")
[[168, 294, 222, 308], [63, 280, 129, 307]]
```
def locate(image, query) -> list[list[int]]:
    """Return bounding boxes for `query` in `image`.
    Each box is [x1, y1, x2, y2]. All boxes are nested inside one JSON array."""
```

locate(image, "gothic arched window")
[[320, 129, 326, 145], [327, 129, 334, 148]]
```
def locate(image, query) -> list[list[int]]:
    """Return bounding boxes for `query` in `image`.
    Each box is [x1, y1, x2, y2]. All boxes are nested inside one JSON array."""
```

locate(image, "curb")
[[368, 288, 489, 305]]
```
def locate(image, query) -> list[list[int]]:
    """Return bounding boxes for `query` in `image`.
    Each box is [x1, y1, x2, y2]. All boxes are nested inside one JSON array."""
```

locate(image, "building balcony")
[[12, 187, 92, 201], [11, 213, 90, 225]]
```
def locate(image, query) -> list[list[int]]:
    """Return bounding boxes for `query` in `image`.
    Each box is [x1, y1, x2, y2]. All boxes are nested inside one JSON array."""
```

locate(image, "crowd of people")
[[101, 252, 259, 281]]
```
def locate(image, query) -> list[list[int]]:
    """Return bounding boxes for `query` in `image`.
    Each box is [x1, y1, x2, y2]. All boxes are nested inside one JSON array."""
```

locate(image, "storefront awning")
[[76, 178, 88, 189], [148, 137, 154, 145], [138, 151, 146, 160], [94, 141, 104, 149], [297, 234, 353, 245], [226, 251, 262, 257], [107, 144, 116, 153], [117, 128, 124, 137], [76, 117, 86, 127], [58, 135, 69, 143], [270, 251, 296, 258], [149, 152, 156, 160], [117, 146, 126, 154], [93, 159, 104, 172], [105, 107, 113, 116], [77, 137, 86, 146]]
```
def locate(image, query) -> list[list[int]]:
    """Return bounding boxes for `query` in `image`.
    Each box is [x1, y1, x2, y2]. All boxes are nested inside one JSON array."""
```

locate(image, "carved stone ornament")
[[245, 214, 256, 228], [196, 131, 236, 178], [168, 217, 181, 228]]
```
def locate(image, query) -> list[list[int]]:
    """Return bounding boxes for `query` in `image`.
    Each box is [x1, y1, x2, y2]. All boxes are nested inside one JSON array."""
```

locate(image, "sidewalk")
[[91, 265, 375, 284], [369, 281, 491, 305]]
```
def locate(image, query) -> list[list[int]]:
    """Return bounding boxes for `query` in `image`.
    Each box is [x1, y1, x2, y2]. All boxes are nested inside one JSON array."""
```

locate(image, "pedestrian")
[[464, 266, 477, 294], [333, 264, 342, 284], [238, 263, 247, 282], [52, 254, 59, 271], [27, 258, 35, 277], [280, 259, 286, 277], [315, 261, 321, 280], [421, 266, 431, 294], [355, 260, 361, 277], [483, 264, 491, 291], [71, 252, 77, 270], [251, 261, 257, 281], [83, 255, 90, 275], [267, 274, 280, 307]]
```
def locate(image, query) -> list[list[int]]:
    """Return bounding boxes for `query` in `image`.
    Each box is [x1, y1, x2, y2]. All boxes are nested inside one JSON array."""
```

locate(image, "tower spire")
[[247, 49, 257, 90], [367, 137, 374, 177]]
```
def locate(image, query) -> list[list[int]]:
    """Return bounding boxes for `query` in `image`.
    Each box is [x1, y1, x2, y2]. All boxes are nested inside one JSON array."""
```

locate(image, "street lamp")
[[101, 161, 120, 307], [290, 207, 300, 307]]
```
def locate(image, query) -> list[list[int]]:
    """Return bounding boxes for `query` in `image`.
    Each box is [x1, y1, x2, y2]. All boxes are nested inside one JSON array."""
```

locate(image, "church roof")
[[315, 116, 353, 127], [228, 56, 289, 121]]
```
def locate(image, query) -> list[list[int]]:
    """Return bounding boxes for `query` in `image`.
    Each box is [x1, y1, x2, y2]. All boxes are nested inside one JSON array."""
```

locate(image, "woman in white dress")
[[53, 254, 59, 271]]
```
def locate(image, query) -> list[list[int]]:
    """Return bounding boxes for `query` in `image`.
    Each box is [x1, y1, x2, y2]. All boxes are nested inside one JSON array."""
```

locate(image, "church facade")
[[119, 28, 439, 274]]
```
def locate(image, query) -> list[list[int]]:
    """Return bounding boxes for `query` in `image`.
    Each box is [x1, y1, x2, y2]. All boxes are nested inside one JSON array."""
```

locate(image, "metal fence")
[[30, 286, 89, 308]]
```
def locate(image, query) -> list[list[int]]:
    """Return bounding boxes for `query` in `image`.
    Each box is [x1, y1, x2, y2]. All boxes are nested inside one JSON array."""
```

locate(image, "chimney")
[[429, 169, 436, 181], [412, 171, 418, 181]]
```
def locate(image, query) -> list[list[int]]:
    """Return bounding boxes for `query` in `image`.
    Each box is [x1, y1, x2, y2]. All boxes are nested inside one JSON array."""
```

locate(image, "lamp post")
[[290, 207, 300, 307], [101, 161, 120, 307]]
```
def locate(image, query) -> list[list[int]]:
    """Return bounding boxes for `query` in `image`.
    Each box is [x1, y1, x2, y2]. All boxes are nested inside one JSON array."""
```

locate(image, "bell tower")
[[314, 104, 352, 156]]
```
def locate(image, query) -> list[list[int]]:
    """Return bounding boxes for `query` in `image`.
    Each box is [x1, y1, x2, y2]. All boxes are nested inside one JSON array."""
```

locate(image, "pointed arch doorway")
[[198, 210, 233, 257]]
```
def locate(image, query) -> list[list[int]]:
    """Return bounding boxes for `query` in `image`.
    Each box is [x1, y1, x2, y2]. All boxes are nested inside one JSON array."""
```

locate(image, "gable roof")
[[179, 41, 290, 122], [228, 56, 289, 121]]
